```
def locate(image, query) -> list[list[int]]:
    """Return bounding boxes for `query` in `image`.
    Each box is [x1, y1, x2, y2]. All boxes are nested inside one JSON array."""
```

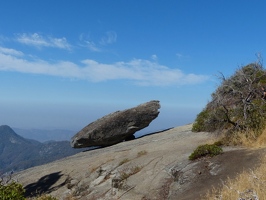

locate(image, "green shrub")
[[193, 60, 266, 144], [213, 140, 223, 146], [192, 109, 210, 132], [189, 144, 223, 160], [0, 180, 58, 200], [0, 181, 25, 200]]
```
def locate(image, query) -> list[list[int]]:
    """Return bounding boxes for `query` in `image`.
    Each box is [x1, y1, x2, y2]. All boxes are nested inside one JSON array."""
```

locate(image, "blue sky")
[[1, 1, 266, 134]]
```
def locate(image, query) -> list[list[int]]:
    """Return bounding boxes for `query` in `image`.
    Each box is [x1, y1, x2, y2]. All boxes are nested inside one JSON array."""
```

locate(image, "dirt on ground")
[[13, 124, 266, 200]]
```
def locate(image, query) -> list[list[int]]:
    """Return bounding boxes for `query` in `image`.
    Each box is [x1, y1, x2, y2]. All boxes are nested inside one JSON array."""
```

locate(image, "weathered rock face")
[[71, 100, 160, 148]]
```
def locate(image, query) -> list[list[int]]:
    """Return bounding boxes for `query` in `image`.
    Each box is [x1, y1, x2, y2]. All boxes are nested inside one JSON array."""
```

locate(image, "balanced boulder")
[[71, 100, 160, 148]]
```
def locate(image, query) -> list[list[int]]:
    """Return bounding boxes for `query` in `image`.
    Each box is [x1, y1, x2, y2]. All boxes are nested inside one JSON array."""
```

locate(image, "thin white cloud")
[[16, 33, 71, 50], [79, 33, 101, 52], [0, 47, 23, 56], [100, 31, 117, 45], [0, 46, 208, 86], [176, 53, 184, 58], [176, 53, 190, 59], [80, 31, 117, 52], [151, 54, 158, 61], [0, 35, 10, 43], [85, 40, 101, 52], [50, 37, 71, 49]]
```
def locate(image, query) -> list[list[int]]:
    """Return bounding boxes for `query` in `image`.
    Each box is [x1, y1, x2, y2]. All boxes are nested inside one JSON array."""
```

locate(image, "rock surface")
[[71, 100, 160, 148], [13, 124, 266, 199]]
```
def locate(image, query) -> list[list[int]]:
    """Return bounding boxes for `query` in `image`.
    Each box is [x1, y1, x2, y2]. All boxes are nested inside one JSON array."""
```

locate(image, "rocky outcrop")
[[71, 100, 160, 148], [14, 124, 265, 200]]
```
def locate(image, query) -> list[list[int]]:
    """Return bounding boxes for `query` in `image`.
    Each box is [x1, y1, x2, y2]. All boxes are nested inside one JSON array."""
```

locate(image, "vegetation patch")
[[119, 166, 143, 181], [32, 195, 58, 200], [189, 144, 223, 160], [192, 57, 266, 145], [0, 181, 25, 200], [119, 158, 130, 166], [203, 155, 266, 200], [0, 179, 58, 200], [137, 150, 147, 157]]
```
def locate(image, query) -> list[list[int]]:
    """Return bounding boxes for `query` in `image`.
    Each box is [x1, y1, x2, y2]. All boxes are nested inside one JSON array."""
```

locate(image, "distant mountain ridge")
[[13, 128, 76, 142], [0, 125, 84, 175]]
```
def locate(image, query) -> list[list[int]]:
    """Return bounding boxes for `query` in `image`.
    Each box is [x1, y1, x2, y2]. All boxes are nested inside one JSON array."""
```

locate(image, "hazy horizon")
[[6, 102, 199, 142]]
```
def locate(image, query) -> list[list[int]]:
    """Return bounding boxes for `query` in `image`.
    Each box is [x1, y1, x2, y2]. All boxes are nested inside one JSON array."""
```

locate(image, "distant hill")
[[0, 125, 84, 175], [13, 128, 76, 142]]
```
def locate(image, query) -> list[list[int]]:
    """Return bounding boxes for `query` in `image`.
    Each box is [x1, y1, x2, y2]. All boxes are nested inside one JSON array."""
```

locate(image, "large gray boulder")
[[71, 100, 160, 148]]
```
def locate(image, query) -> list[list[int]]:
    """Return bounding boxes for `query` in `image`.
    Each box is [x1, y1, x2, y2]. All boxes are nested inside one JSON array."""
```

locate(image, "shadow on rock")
[[24, 171, 66, 197], [81, 128, 174, 152], [137, 127, 174, 139]]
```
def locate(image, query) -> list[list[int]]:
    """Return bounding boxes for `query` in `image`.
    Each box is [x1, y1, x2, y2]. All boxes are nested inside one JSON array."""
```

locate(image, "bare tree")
[[194, 57, 266, 135]]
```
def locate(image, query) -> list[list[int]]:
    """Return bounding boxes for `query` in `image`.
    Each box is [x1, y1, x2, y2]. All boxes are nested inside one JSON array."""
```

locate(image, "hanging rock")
[[71, 100, 160, 148]]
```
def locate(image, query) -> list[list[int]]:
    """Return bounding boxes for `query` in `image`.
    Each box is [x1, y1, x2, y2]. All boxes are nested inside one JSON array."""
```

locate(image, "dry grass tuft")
[[27, 194, 58, 200], [90, 166, 98, 173], [252, 128, 266, 148], [63, 194, 79, 200], [137, 150, 147, 157], [203, 155, 266, 200], [219, 128, 266, 148], [119, 158, 130, 166], [119, 166, 143, 181], [231, 128, 266, 148]]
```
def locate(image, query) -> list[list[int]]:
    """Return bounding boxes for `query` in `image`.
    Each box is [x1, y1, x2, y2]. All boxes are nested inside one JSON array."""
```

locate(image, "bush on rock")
[[193, 56, 266, 144]]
